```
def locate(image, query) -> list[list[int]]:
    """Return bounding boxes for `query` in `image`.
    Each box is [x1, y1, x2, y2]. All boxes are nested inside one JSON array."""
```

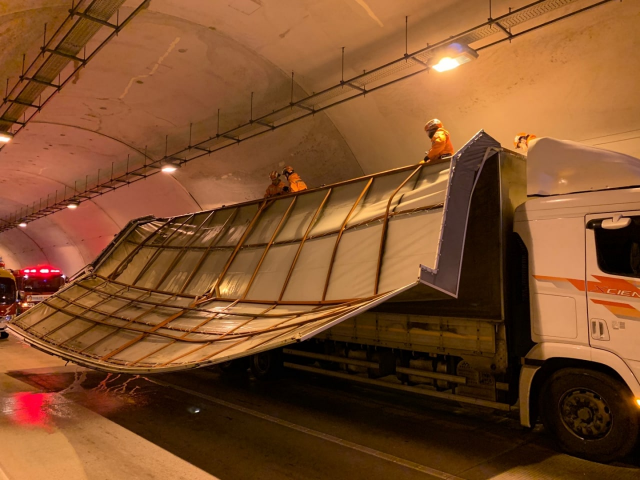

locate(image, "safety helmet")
[[269, 171, 280, 180], [514, 133, 536, 149], [424, 118, 443, 133], [282, 166, 294, 176]]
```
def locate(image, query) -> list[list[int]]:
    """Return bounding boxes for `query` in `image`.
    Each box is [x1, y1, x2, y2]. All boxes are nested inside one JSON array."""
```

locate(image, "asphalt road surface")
[[0, 335, 638, 480]]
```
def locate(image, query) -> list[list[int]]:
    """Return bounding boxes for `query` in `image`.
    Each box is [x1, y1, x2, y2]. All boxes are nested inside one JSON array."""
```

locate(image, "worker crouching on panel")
[[282, 166, 308, 192], [422, 118, 454, 164], [514, 132, 536, 153], [264, 171, 289, 198]]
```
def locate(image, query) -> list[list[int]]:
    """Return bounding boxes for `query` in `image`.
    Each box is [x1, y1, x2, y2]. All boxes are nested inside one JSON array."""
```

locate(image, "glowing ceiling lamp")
[[0, 132, 14, 143], [431, 43, 478, 72], [433, 57, 461, 72], [18, 222, 27, 228], [161, 158, 181, 174], [67, 202, 79, 209]]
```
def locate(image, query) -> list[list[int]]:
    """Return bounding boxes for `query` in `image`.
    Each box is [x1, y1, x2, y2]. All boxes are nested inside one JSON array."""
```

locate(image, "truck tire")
[[540, 368, 639, 462], [0, 332, 8, 339], [250, 349, 283, 380]]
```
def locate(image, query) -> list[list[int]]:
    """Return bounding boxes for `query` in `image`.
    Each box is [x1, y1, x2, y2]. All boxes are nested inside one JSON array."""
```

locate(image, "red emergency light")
[[20, 265, 63, 276]]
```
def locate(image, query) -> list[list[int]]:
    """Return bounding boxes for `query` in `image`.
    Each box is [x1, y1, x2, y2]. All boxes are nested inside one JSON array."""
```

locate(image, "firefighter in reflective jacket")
[[282, 166, 308, 192], [264, 171, 288, 198], [422, 118, 454, 164]]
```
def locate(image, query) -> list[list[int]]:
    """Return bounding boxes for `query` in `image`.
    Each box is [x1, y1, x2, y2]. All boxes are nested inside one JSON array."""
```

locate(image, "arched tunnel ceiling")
[[0, 0, 639, 274]]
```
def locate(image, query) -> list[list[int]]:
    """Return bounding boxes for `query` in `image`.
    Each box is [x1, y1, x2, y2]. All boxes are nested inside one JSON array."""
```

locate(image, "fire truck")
[[0, 267, 18, 339], [18, 265, 65, 312]]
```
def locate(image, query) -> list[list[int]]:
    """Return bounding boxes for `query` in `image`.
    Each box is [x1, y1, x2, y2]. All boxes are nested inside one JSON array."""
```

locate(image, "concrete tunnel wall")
[[0, 0, 639, 274]]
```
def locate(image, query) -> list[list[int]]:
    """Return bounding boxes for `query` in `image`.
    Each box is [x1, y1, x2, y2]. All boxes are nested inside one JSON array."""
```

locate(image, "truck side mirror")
[[18, 290, 25, 301]]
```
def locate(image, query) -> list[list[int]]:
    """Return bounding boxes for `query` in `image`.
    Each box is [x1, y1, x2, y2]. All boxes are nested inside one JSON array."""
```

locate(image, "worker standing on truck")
[[423, 118, 454, 164], [514, 132, 536, 153], [282, 166, 308, 192], [264, 171, 288, 198]]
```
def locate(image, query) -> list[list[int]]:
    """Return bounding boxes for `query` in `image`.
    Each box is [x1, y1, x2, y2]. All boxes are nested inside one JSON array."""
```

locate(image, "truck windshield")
[[24, 276, 65, 294], [0, 278, 16, 304]]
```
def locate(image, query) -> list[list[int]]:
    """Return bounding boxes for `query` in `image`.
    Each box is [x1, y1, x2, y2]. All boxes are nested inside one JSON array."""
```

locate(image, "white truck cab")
[[517, 138, 640, 461]]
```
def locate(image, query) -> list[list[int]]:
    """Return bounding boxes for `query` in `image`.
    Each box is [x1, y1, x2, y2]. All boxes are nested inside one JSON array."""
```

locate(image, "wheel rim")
[[254, 353, 270, 374], [559, 388, 613, 440]]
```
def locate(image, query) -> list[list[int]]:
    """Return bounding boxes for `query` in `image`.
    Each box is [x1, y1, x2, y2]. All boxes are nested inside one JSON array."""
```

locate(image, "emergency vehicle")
[[0, 267, 18, 339], [18, 265, 65, 312]]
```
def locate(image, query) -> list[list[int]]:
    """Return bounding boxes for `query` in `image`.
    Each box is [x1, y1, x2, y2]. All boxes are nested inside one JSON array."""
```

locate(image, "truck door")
[[585, 212, 640, 361]]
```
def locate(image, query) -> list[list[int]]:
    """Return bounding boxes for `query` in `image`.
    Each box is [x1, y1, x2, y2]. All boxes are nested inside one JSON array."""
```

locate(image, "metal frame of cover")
[[9, 132, 499, 373]]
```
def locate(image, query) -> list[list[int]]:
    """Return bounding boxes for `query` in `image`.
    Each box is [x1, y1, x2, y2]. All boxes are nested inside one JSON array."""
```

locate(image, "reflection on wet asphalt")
[[3, 392, 58, 430], [6, 364, 640, 480]]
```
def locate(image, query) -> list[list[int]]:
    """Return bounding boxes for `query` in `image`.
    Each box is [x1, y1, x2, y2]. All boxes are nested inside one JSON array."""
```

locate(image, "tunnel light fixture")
[[431, 43, 478, 72], [637, 398, 640, 408], [433, 57, 461, 72], [67, 202, 79, 209], [18, 222, 27, 228], [0, 131, 14, 143], [161, 158, 181, 174]]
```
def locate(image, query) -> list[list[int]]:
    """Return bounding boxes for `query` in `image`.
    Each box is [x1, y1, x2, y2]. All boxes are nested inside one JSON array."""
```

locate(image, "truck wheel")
[[250, 349, 283, 380], [0, 332, 8, 339], [540, 368, 639, 462]]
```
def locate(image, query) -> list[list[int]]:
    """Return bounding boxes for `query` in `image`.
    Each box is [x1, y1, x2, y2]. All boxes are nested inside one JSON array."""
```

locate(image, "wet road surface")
[[1, 335, 638, 479]]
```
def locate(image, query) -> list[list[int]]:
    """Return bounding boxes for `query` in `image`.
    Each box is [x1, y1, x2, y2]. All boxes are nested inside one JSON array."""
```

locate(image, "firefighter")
[[422, 118, 454, 164], [264, 171, 288, 198], [282, 166, 308, 192], [514, 132, 536, 153]]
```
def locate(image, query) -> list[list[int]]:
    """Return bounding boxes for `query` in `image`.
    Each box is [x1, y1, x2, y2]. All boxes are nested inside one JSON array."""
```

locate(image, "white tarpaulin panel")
[[9, 132, 501, 373]]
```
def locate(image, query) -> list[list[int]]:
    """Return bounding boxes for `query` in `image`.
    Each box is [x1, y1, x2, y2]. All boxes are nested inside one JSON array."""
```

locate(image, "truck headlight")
[[4, 315, 12, 320]]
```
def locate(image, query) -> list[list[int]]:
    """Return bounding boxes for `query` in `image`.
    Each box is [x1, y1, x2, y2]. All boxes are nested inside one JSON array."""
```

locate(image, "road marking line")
[[148, 378, 466, 480]]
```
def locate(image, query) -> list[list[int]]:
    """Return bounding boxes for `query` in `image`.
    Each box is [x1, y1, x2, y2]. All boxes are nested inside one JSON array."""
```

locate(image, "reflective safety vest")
[[287, 173, 308, 192], [265, 181, 287, 198], [426, 127, 454, 162]]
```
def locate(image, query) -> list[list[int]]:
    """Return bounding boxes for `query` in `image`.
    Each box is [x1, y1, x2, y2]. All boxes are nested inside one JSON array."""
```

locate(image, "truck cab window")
[[24, 276, 65, 293], [0, 278, 16, 304], [594, 215, 640, 277]]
